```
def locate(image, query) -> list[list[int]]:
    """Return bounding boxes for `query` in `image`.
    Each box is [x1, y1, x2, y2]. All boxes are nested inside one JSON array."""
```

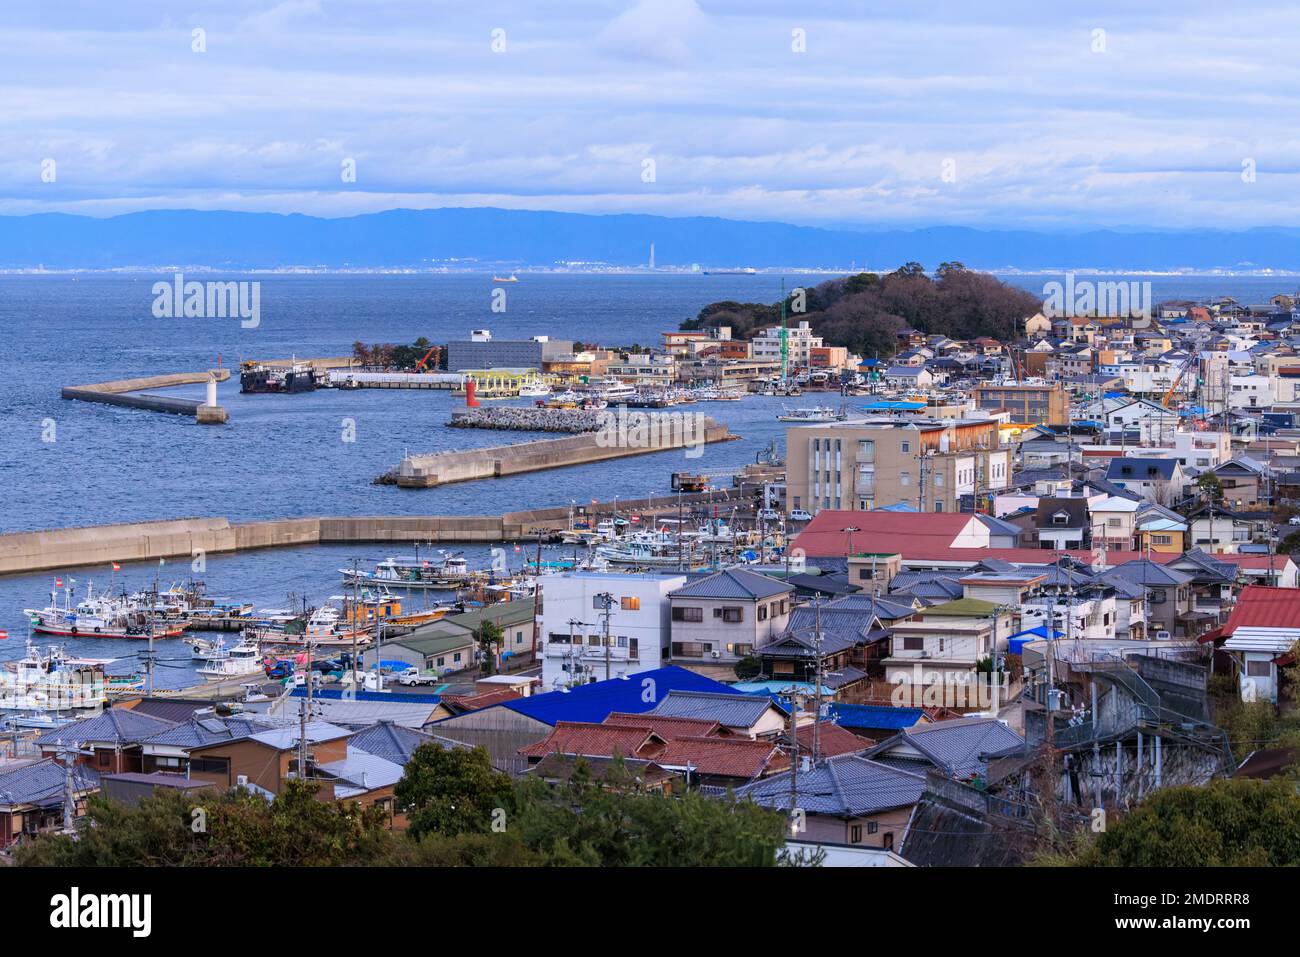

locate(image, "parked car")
[[398, 667, 440, 687], [757, 508, 781, 521], [1289, 516, 1300, 526], [788, 509, 814, 522]]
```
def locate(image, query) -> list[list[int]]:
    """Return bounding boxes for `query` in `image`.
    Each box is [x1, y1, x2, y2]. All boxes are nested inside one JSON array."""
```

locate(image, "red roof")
[[440, 689, 522, 712], [795, 722, 873, 756], [793, 510, 982, 558], [518, 722, 665, 760], [1220, 585, 1300, 635], [657, 736, 788, 779], [602, 713, 722, 736]]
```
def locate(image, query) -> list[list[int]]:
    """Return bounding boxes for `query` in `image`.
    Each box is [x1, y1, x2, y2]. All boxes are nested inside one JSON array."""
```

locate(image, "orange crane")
[[414, 345, 442, 372]]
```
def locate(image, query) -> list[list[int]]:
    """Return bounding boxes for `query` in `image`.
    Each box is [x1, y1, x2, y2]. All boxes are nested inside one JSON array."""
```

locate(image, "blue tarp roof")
[[496, 666, 742, 726], [1008, 626, 1064, 655], [826, 703, 926, 731]]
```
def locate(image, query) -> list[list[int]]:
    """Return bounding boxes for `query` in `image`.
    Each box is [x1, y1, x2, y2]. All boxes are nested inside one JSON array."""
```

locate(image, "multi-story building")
[[971, 382, 1069, 426], [605, 353, 677, 388], [750, 320, 822, 370], [447, 329, 575, 372], [536, 571, 686, 690], [785, 418, 1011, 514], [666, 568, 794, 666]]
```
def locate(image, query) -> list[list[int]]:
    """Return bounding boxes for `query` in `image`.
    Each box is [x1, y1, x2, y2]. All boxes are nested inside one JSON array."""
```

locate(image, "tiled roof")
[[650, 690, 785, 726], [823, 594, 916, 620], [1107, 457, 1178, 481], [1100, 559, 1193, 588], [495, 666, 743, 727], [863, 716, 1025, 778], [142, 714, 282, 749], [0, 758, 100, 808], [35, 708, 177, 747], [793, 722, 873, 756], [734, 755, 927, 817], [669, 567, 792, 601], [657, 736, 787, 779], [518, 722, 665, 760], [603, 712, 721, 736], [438, 689, 522, 714], [121, 698, 219, 723], [348, 720, 441, 765]]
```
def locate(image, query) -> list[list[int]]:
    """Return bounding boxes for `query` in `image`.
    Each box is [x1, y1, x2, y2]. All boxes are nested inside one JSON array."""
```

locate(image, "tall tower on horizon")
[[649, 242, 655, 270]]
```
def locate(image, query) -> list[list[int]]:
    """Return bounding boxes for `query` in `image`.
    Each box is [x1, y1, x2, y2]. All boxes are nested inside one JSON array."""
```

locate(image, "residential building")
[[667, 567, 794, 666], [537, 571, 686, 690], [971, 382, 1069, 426], [1105, 456, 1188, 505], [750, 320, 823, 370], [785, 418, 1010, 514]]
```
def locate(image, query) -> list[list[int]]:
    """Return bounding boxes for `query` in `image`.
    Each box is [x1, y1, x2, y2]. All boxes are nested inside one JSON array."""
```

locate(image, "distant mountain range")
[[4, 207, 1300, 272]]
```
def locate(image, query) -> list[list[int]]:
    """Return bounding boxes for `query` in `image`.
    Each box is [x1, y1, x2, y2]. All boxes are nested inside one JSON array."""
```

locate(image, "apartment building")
[[750, 320, 822, 370], [785, 418, 1011, 514], [971, 382, 1069, 426]]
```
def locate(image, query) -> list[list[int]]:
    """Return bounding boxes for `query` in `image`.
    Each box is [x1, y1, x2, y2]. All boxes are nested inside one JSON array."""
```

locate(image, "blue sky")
[[0, 1, 1294, 229]]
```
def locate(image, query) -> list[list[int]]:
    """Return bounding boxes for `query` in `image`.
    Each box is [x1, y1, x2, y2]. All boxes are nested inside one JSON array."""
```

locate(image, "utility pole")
[[813, 596, 824, 762], [595, 592, 615, 680]]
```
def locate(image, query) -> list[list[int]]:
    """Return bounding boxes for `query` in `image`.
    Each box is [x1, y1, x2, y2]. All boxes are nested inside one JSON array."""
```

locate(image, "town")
[[6, 279, 1300, 871]]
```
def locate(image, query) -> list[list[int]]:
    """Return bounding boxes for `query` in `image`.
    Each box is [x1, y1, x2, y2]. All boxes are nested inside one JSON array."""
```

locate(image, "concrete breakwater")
[[62, 369, 231, 424], [385, 411, 735, 487], [447, 407, 605, 433], [0, 487, 758, 575]]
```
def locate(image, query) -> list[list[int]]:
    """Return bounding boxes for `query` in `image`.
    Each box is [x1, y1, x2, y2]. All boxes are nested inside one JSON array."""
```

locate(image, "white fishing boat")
[[517, 381, 550, 398], [597, 529, 694, 567], [775, 405, 846, 423], [188, 636, 228, 662], [340, 553, 471, 589], [0, 639, 111, 713], [197, 639, 265, 681], [25, 581, 187, 639]]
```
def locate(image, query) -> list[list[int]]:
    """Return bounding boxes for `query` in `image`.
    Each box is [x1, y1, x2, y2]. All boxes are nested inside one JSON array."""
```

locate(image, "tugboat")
[[240, 360, 319, 394]]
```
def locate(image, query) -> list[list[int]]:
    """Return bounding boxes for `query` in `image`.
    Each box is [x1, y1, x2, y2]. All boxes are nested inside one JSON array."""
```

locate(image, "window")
[[672, 606, 703, 622], [758, 605, 768, 621], [1247, 660, 1272, 677], [190, 757, 230, 776], [850, 825, 863, 844], [867, 821, 879, 834], [629, 638, 639, 657], [671, 642, 709, 658], [722, 607, 744, 623], [620, 596, 641, 611], [901, 441, 911, 453], [900, 471, 911, 487], [903, 635, 923, 651], [858, 439, 875, 462]]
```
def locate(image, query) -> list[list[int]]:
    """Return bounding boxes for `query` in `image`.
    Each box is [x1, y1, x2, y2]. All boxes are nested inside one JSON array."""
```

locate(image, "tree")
[[14, 780, 394, 867], [1060, 777, 1300, 867], [477, 619, 504, 675], [1197, 472, 1224, 503], [394, 743, 515, 842]]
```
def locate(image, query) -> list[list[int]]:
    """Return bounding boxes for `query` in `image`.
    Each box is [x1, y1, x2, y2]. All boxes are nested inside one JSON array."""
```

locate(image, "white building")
[[751, 320, 823, 369], [535, 571, 686, 690]]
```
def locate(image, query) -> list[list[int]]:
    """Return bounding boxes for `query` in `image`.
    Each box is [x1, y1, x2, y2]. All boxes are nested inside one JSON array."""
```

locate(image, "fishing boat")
[[187, 636, 228, 661], [517, 381, 550, 398], [0, 639, 111, 713], [340, 553, 471, 589], [25, 581, 186, 639], [197, 639, 265, 681], [776, 405, 846, 423], [596, 529, 694, 567], [492, 274, 519, 283]]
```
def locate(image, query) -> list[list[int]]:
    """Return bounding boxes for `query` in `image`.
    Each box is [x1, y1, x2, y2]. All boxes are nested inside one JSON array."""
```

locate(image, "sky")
[[0, 1, 1296, 230]]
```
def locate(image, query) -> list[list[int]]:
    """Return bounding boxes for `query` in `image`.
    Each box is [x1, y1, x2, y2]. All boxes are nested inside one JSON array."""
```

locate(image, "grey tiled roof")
[[1100, 559, 1193, 588], [348, 720, 440, 765], [864, 717, 1025, 778], [823, 594, 916, 620], [734, 756, 926, 817], [669, 567, 793, 601], [0, 758, 100, 808], [142, 714, 284, 749], [35, 708, 177, 747], [651, 690, 785, 726]]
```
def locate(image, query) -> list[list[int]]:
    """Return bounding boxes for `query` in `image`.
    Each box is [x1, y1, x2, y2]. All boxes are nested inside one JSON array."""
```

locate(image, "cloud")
[[597, 0, 708, 64]]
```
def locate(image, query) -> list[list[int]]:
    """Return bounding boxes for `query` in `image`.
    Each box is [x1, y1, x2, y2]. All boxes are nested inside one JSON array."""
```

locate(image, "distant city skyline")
[[2, 2, 1296, 230]]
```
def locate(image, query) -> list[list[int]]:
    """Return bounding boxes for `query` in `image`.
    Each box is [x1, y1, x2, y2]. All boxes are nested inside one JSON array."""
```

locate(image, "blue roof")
[[827, 702, 927, 731], [861, 400, 926, 411], [500, 666, 741, 726]]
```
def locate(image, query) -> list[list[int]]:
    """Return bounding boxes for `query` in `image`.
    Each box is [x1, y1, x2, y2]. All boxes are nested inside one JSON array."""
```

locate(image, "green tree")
[[1064, 778, 1300, 867], [394, 743, 515, 842], [477, 619, 504, 675], [1197, 472, 1224, 503]]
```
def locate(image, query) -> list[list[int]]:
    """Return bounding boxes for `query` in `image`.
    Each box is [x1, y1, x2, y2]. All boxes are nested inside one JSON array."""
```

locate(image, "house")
[[754, 604, 882, 700], [137, 713, 284, 776], [1105, 456, 1187, 505], [35, 708, 179, 775], [1099, 560, 1199, 638], [667, 567, 794, 667], [184, 720, 355, 797], [825, 701, 956, 739], [100, 771, 212, 808], [363, 600, 535, 674], [1200, 585, 1300, 703], [427, 666, 743, 774], [862, 715, 1025, 780], [1187, 506, 1257, 553], [882, 598, 1010, 688], [734, 755, 927, 849], [1208, 456, 1269, 507], [0, 759, 100, 848], [529, 753, 678, 793], [537, 570, 687, 690], [883, 365, 934, 390], [648, 690, 789, 738], [1033, 497, 1090, 550], [1090, 495, 1140, 551]]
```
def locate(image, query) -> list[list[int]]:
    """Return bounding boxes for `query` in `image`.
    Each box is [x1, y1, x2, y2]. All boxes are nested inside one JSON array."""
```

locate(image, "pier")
[[62, 368, 231, 424], [0, 488, 760, 576], [386, 412, 735, 488]]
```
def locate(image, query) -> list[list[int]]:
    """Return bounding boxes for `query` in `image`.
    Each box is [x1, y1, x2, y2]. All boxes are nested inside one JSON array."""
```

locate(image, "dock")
[[0, 487, 760, 576], [386, 412, 735, 488]]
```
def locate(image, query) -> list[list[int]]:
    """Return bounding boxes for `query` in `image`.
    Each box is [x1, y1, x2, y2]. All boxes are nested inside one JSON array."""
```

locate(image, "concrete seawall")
[[62, 369, 231, 423], [0, 488, 758, 576], [388, 414, 735, 487]]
